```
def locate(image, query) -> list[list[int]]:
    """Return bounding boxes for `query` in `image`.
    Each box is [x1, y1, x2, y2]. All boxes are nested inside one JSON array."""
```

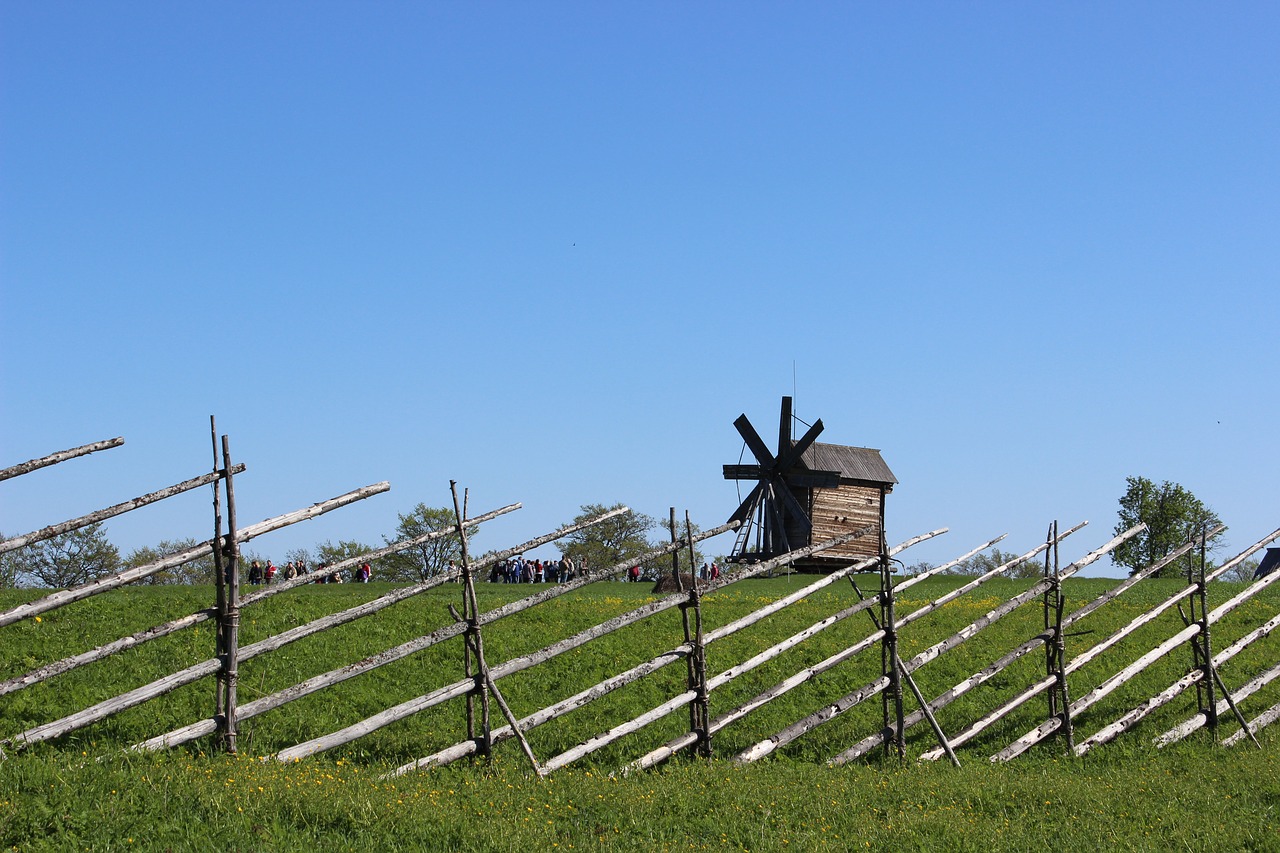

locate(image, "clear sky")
[[2, 3, 1277, 577]]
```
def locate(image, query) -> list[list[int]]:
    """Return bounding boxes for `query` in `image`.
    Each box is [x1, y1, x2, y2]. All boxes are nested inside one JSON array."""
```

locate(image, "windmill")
[[724, 396, 897, 569]]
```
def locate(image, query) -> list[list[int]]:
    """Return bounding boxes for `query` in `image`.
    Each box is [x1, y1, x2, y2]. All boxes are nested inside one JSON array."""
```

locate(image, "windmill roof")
[[799, 441, 897, 486], [1255, 548, 1280, 580]]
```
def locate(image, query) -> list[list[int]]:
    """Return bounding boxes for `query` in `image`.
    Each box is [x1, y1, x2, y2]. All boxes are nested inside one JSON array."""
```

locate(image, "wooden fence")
[[2, 429, 1278, 772]]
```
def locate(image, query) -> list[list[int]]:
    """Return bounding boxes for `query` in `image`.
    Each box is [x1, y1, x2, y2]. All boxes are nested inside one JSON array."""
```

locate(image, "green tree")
[[948, 548, 1040, 579], [379, 504, 472, 582], [1113, 476, 1223, 578], [558, 503, 656, 578], [124, 538, 216, 585], [314, 540, 376, 577], [11, 523, 121, 588]]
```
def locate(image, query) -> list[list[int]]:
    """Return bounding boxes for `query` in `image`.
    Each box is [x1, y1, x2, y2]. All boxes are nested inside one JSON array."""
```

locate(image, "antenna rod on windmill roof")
[[779, 395, 792, 459]]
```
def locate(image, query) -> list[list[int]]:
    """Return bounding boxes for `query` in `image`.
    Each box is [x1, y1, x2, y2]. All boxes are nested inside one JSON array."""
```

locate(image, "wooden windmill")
[[724, 396, 897, 571]]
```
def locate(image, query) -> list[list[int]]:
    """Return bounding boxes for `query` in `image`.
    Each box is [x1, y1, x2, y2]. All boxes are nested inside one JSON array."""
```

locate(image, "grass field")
[[2, 573, 1278, 850]]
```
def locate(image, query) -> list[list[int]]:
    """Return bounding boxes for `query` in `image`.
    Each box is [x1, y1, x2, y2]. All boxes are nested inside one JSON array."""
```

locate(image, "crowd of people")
[[245, 559, 373, 585], [485, 556, 583, 584], [238, 555, 723, 587]]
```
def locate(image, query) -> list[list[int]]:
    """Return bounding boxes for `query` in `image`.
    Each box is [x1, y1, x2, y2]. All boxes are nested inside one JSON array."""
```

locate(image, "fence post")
[[1048, 521, 1075, 752], [210, 418, 227, 729], [684, 512, 710, 757], [878, 521, 905, 760], [219, 434, 242, 754]]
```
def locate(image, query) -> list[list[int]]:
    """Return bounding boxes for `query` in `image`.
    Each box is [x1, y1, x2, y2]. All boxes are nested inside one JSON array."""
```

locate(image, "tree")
[[558, 503, 656, 577], [379, 504, 471, 582], [948, 548, 1040, 579], [123, 538, 216, 585], [314, 540, 376, 574], [1217, 558, 1258, 584], [1113, 476, 1223, 578], [11, 523, 121, 588]]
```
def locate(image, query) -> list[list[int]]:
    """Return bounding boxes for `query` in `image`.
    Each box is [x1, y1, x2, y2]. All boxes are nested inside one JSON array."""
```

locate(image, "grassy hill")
[[2, 575, 1278, 850]]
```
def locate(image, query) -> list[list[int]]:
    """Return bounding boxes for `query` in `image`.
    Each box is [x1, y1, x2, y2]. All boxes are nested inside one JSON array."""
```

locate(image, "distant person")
[[248, 560, 263, 585]]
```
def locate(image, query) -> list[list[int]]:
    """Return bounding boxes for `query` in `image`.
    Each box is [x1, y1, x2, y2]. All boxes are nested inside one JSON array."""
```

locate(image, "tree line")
[[0, 502, 714, 590]]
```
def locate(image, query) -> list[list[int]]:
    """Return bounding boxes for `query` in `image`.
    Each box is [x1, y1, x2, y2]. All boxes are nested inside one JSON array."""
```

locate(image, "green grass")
[[2, 575, 1278, 850]]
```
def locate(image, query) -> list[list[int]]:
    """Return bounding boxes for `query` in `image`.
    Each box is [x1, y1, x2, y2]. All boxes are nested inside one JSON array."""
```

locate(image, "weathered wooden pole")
[[879, 506, 905, 759], [1050, 521, 1075, 752], [686, 511, 710, 758], [0, 436, 124, 482], [451, 481, 491, 759], [1194, 531, 1218, 737], [210, 418, 227, 729], [0, 465, 244, 555], [1041, 522, 1057, 723], [219, 434, 241, 754]]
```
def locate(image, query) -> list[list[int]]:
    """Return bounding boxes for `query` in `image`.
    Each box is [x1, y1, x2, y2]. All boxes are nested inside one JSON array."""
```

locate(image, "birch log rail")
[[1078, 608, 1280, 752], [733, 523, 1097, 764], [392, 532, 944, 775], [1154, 656, 1280, 747], [917, 526, 1272, 762], [0, 502, 521, 697], [0, 482, 391, 629], [520, 530, 951, 774], [274, 526, 863, 764], [826, 527, 1124, 766], [992, 541, 1280, 762], [1222, 697, 1280, 747], [0, 465, 246, 554], [848, 529, 1219, 765], [625, 535, 996, 773], [0, 437, 124, 482], [134, 507, 659, 753]]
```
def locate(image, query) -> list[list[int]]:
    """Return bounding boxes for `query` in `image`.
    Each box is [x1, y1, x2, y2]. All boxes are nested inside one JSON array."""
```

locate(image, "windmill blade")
[[728, 481, 766, 525], [723, 464, 764, 481], [764, 481, 793, 553], [771, 475, 814, 534], [786, 470, 842, 489], [734, 415, 776, 469], [777, 418, 825, 471]]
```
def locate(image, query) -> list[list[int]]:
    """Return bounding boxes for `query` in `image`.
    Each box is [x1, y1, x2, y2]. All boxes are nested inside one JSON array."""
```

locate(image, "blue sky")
[[2, 3, 1277, 576]]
